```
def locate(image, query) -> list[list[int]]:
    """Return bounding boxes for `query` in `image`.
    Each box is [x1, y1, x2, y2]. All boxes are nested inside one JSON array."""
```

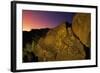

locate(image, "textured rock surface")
[[34, 22, 86, 61], [72, 13, 91, 47]]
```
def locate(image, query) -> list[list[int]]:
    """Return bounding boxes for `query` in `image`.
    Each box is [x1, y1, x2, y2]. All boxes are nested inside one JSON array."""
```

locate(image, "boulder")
[[34, 22, 86, 61], [72, 13, 91, 47]]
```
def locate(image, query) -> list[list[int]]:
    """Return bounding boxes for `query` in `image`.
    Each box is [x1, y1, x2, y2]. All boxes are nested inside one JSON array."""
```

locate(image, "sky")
[[22, 10, 75, 31]]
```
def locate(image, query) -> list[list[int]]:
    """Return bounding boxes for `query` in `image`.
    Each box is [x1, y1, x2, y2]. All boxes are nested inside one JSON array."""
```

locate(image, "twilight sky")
[[22, 10, 75, 31]]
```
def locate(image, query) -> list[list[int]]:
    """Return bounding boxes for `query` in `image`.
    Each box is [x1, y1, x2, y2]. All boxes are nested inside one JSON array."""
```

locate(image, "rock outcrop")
[[72, 13, 91, 48], [33, 22, 86, 61]]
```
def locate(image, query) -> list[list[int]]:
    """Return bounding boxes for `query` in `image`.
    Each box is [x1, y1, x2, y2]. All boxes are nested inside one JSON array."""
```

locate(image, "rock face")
[[72, 13, 91, 48], [33, 22, 86, 61]]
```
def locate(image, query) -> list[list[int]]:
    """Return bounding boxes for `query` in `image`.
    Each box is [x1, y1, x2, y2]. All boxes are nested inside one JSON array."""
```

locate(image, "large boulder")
[[72, 13, 91, 48], [34, 22, 86, 61]]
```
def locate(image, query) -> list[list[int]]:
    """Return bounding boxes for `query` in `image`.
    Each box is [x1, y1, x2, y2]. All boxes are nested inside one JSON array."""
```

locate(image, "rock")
[[34, 22, 86, 61], [72, 13, 91, 47]]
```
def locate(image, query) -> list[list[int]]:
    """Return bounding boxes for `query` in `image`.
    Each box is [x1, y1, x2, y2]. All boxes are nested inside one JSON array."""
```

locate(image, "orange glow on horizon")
[[22, 10, 75, 31]]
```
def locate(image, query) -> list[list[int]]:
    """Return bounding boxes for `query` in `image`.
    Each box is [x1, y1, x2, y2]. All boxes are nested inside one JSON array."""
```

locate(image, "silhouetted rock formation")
[[23, 28, 49, 62], [23, 28, 49, 48]]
